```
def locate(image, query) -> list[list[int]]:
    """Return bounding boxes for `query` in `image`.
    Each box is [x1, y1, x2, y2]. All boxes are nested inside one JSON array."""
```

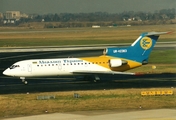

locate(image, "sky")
[[0, 0, 175, 14]]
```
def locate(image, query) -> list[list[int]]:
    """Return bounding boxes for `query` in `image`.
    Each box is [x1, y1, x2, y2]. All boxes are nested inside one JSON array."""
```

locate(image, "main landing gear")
[[20, 77, 28, 85], [93, 75, 100, 83], [83, 75, 100, 83]]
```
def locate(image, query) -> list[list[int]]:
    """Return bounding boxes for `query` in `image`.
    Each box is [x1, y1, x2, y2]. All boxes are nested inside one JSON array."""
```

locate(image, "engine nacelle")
[[109, 59, 127, 67]]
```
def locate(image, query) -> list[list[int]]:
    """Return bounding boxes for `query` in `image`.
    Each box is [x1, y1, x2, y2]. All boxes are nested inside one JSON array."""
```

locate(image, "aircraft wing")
[[72, 70, 137, 75]]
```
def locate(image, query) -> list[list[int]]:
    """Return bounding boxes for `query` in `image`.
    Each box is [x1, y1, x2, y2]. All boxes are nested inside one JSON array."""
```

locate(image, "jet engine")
[[109, 59, 127, 67]]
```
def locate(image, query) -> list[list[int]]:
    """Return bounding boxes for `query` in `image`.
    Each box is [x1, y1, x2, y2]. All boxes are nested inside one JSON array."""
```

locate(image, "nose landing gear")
[[20, 77, 28, 85]]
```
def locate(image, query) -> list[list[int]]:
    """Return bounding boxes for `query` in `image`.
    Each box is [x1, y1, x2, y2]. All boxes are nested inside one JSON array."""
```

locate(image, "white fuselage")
[[3, 57, 111, 77]]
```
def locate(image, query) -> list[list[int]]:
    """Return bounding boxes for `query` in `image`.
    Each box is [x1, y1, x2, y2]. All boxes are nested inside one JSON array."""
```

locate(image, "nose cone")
[[3, 68, 11, 76]]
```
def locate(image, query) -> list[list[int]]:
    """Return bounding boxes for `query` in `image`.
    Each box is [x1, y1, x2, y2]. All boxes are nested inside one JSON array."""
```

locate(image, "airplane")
[[3, 31, 170, 84]]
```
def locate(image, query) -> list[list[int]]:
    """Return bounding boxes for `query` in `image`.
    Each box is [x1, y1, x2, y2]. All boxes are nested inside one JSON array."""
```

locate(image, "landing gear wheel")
[[24, 81, 28, 85], [94, 75, 100, 83], [93, 80, 97, 83]]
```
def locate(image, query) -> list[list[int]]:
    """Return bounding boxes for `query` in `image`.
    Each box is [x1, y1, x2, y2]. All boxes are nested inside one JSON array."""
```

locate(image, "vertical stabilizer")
[[105, 32, 170, 64]]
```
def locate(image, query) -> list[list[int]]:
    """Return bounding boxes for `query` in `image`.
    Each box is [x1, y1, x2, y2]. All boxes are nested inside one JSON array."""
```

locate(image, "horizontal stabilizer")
[[144, 31, 172, 36]]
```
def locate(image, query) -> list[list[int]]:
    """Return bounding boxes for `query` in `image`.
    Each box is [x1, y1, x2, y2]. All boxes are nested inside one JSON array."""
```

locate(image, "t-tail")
[[104, 32, 171, 64]]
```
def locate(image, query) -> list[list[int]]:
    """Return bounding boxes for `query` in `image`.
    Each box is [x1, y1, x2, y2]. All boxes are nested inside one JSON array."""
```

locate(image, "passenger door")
[[27, 64, 32, 73]]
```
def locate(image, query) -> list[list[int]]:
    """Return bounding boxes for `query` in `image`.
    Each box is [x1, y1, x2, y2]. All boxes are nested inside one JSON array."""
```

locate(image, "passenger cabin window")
[[9, 65, 20, 69]]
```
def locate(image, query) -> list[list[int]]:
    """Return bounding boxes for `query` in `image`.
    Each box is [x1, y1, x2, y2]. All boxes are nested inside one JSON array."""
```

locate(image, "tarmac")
[[2, 109, 176, 120], [1, 45, 176, 120]]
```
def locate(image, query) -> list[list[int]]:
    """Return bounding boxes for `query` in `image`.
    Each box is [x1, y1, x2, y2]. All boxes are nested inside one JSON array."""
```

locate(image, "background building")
[[4, 11, 21, 20], [3, 11, 28, 24]]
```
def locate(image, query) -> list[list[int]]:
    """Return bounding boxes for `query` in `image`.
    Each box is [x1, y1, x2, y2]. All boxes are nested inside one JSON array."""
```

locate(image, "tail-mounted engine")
[[109, 59, 127, 67]]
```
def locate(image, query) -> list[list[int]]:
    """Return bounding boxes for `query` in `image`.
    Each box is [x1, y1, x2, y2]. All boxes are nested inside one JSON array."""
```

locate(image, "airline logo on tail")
[[140, 37, 152, 50]]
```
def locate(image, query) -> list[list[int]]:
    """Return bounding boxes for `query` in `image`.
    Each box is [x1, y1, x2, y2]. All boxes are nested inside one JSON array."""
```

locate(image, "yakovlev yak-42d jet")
[[3, 32, 170, 84]]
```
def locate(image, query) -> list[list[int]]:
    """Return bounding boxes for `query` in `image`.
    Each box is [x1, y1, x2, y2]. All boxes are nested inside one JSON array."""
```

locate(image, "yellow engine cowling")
[[109, 59, 127, 67]]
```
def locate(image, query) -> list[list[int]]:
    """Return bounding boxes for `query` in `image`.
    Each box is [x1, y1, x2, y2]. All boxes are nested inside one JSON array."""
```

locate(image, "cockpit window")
[[9, 65, 20, 69]]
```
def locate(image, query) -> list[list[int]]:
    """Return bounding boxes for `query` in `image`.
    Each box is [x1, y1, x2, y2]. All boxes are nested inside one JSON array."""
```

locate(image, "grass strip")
[[0, 88, 175, 117]]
